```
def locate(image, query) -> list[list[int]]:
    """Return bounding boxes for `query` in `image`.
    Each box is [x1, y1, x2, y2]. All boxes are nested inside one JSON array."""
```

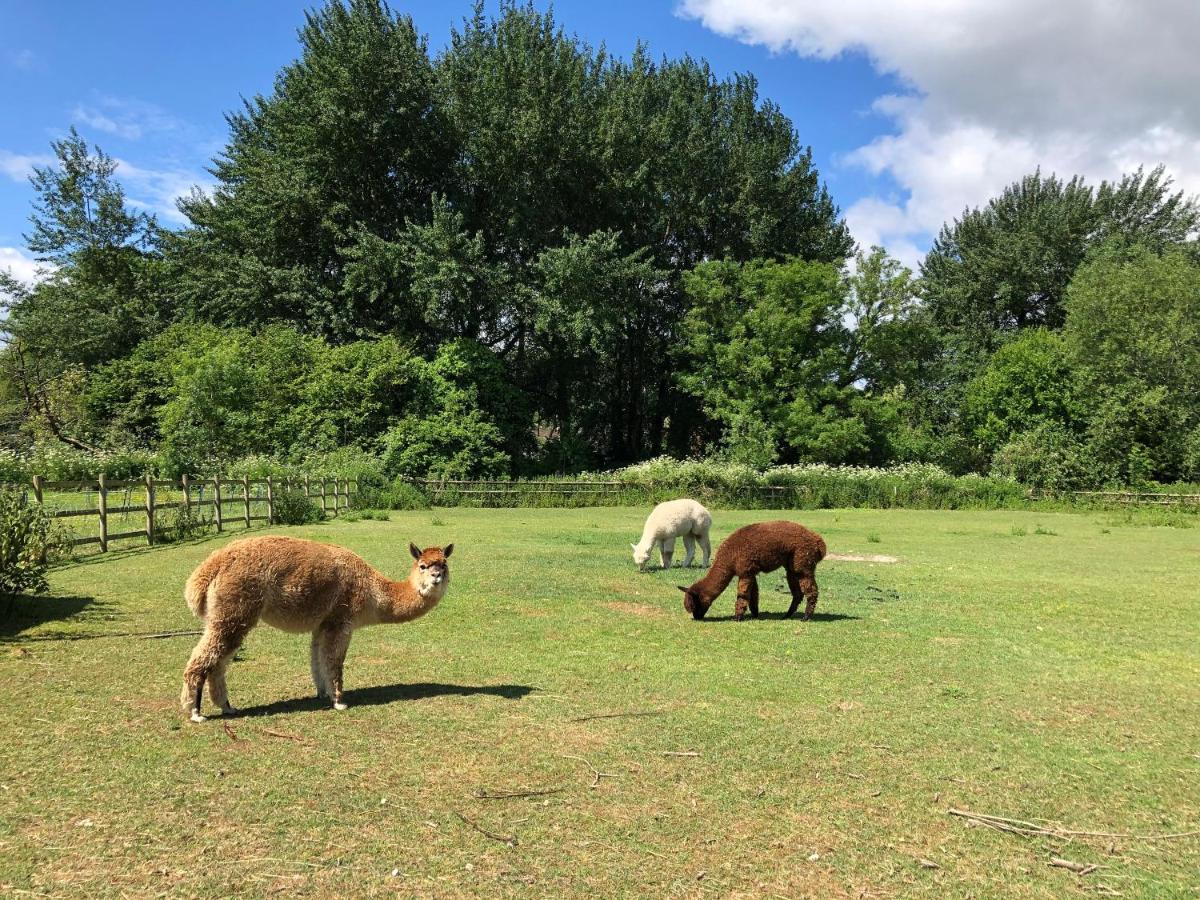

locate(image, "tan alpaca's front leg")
[[182, 624, 248, 723], [318, 624, 354, 711], [660, 538, 675, 569], [207, 653, 238, 715], [310, 631, 330, 698]]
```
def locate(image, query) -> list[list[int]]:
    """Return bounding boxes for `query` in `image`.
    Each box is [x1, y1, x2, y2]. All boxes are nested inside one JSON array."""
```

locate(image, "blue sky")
[[2, 0, 1196, 283]]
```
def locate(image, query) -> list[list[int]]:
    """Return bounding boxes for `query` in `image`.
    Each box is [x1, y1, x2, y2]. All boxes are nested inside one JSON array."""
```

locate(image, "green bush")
[[155, 503, 213, 544], [375, 479, 431, 510], [0, 489, 71, 594], [272, 491, 324, 526]]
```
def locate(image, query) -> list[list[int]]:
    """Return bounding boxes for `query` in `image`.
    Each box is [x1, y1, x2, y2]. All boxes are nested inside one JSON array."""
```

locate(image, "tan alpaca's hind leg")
[[317, 624, 353, 711], [310, 631, 330, 698], [697, 530, 711, 568]]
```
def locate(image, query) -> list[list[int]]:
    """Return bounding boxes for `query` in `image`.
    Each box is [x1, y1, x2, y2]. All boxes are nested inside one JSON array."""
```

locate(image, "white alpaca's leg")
[[681, 534, 696, 568], [698, 530, 711, 568], [661, 538, 675, 569], [310, 631, 329, 698]]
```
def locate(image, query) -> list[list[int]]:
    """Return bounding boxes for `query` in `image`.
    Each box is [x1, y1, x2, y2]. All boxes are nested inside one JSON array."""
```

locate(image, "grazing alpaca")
[[631, 498, 713, 571], [678, 521, 825, 621], [180, 536, 453, 722]]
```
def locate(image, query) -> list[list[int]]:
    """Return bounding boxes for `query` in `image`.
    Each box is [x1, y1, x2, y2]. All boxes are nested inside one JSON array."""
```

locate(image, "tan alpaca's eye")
[[419, 564, 427, 570]]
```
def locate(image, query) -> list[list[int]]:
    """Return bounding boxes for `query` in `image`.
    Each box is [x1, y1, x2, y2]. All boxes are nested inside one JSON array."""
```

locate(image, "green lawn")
[[2, 508, 1198, 897]]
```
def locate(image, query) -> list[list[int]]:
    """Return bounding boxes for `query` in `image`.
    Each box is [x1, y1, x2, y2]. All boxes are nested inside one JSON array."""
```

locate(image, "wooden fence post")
[[214, 475, 223, 532], [98, 473, 108, 553], [32, 474, 44, 506], [243, 476, 251, 528], [182, 474, 191, 514], [144, 473, 156, 545], [320, 480, 328, 517], [266, 475, 274, 525]]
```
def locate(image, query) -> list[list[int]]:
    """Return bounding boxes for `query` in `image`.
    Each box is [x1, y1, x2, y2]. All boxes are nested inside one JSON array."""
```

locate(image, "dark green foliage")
[[1064, 243, 1200, 484], [372, 479, 431, 510], [0, 489, 70, 594], [272, 491, 325, 526], [155, 503, 213, 545]]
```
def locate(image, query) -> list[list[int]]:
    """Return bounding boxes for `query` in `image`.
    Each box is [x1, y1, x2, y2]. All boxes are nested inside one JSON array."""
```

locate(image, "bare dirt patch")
[[603, 601, 668, 619], [826, 553, 899, 564]]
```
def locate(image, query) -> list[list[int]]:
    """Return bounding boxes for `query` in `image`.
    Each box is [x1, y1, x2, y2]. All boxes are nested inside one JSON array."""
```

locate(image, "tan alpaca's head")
[[409, 542, 453, 598]]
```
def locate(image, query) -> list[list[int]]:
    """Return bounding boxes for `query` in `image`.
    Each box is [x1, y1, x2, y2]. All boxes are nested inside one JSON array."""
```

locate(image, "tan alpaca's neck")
[[366, 567, 446, 625]]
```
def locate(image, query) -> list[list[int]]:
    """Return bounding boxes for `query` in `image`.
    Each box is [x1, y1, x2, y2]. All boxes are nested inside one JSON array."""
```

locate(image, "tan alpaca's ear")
[[409, 542, 421, 560], [443, 543, 454, 558]]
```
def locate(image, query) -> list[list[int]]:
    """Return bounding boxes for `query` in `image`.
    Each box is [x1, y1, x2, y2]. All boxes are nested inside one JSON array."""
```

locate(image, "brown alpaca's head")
[[410, 542, 453, 597], [677, 585, 710, 620]]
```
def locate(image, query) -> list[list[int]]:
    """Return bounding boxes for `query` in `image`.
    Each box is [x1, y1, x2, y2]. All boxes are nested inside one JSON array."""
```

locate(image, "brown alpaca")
[[180, 536, 453, 722], [677, 521, 825, 621]]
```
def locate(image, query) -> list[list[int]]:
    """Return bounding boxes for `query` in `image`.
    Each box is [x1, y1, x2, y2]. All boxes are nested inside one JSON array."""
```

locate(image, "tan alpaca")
[[180, 536, 453, 722]]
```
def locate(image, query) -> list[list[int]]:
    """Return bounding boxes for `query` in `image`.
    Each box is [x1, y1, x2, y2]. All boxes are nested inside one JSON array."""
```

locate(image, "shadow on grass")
[[235, 682, 536, 718], [0, 593, 99, 640], [699, 611, 860, 624]]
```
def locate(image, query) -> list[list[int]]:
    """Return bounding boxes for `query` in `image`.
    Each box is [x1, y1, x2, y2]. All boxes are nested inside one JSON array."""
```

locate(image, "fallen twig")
[[474, 787, 564, 800], [569, 709, 665, 723], [949, 809, 1200, 842], [1049, 858, 1102, 875], [455, 811, 517, 845], [141, 629, 204, 640], [661, 751, 700, 757], [222, 722, 243, 742], [561, 754, 619, 788]]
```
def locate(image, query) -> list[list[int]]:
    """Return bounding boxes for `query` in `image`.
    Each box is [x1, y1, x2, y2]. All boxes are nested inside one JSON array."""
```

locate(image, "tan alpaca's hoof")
[[189, 710, 207, 723], [333, 701, 348, 711]]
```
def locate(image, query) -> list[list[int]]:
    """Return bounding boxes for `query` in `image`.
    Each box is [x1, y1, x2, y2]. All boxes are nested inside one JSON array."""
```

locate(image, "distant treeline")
[[1, 1, 1198, 489]]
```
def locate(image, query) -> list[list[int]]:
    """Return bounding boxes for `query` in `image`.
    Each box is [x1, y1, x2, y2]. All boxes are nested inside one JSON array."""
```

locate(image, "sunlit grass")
[[1, 507, 1197, 896]]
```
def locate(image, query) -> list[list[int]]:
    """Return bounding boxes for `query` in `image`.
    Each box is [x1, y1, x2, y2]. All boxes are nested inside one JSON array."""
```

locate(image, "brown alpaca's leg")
[[182, 624, 249, 722], [318, 624, 353, 711], [799, 572, 819, 620], [784, 570, 804, 618], [735, 575, 757, 620]]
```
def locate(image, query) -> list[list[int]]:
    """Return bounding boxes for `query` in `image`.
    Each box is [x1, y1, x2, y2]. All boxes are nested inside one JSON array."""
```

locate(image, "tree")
[[1064, 243, 1200, 484], [1, 129, 168, 450], [678, 257, 875, 465], [923, 167, 1199, 363]]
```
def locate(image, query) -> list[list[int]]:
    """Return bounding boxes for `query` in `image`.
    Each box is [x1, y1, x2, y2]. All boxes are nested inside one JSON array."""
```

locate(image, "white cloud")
[[114, 159, 213, 224], [6, 49, 36, 70], [679, 0, 1200, 261], [0, 247, 48, 290], [71, 96, 183, 142], [0, 150, 54, 182]]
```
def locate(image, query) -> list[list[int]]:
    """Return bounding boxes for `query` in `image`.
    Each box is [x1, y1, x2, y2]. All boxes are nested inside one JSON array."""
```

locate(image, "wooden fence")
[[21, 474, 358, 553], [1030, 489, 1200, 507]]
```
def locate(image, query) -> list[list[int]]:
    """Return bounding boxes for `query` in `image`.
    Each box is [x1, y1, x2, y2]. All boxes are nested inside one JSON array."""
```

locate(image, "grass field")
[[1, 507, 1198, 897]]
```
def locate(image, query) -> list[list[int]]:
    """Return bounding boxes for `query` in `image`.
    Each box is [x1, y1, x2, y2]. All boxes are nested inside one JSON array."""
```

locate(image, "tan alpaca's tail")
[[184, 556, 223, 618]]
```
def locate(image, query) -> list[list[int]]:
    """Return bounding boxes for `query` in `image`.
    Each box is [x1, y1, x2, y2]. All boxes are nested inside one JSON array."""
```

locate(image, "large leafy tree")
[[1, 128, 168, 450], [1064, 243, 1200, 483], [923, 167, 1199, 363], [168, 0, 853, 468]]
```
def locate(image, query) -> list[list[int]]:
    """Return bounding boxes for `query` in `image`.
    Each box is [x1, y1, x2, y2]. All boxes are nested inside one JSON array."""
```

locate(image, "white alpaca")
[[631, 499, 712, 571]]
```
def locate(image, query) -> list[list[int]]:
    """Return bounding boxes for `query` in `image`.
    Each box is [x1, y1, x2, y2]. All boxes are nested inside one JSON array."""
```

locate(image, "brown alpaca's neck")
[[372, 568, 446, 624], [695, 554, 737, 601]]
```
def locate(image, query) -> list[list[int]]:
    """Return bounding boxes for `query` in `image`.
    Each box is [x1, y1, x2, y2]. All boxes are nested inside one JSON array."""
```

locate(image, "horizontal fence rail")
[[12, 473, 358, 555]]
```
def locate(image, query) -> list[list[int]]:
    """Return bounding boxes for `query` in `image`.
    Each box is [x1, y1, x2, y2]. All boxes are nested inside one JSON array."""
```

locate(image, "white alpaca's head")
[[410, 542, 453, 597], [631, 542, 651, 571]]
